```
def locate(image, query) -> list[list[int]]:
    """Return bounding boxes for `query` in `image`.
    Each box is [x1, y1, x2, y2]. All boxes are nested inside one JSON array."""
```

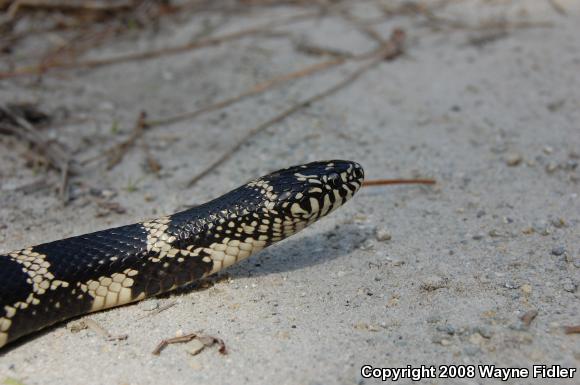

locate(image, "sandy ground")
[[0, 0, 579, 384]]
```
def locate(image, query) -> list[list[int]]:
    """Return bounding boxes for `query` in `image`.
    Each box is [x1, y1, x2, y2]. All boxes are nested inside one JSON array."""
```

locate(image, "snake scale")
[[0, 160, 364, 348]]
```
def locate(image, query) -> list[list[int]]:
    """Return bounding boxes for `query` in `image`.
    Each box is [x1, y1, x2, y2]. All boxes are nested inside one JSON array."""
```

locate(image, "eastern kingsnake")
[[0, 160, 364, 348]]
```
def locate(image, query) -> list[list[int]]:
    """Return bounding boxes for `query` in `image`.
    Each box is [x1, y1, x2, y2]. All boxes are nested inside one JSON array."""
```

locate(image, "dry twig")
[[363, 178, 436, 187], [106, 111, 147, 170], [186, 29, 405, 187], [520, 310, 538, 327], [152, 332, 226, 356], [0, 11, 319, 79], [76, 318, 128, 342], [547, 0, 567, 15], [146, 57, 346, 127], [0, 103, 73, 201], [564, 325, 580, 334]]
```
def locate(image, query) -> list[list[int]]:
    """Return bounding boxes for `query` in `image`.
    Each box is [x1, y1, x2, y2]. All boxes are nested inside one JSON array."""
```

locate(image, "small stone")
[[550, 218, 566, 228], [521, 284, 533, 294], [354, 322, 369, 331], [522, 226, 534, 235], [140, 301, 159, 311], [436, 324, 456, 335], [506, 153, 523, 166], [472, 233, 485, 240], [561, 278, 577, 293], [276, 331, 290, 340], [564, 160, 578, 170], [375, 228, 392, 242], [476, 210, 486, 218], [543, 146, 554, 155], [359, 239, 374, 250], [551, 246, 566, 256], [474, 326, 493, 338], [508, 321, 527, 331], [353, 214, 368, 222], [533, 221, 551, 236], [367, 324, 381, 332], [185, 339, 205, 356], [432, 336, 452, 346], [386, 296, 399, 307], [545, 162, 559, 173], [469, 333, 485, 345], [505, 281, 520, 289], [420, 275, 449, 291]]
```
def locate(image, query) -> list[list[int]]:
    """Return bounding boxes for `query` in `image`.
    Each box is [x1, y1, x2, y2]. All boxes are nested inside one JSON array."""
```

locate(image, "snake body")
[[0, 160, 364, 348]]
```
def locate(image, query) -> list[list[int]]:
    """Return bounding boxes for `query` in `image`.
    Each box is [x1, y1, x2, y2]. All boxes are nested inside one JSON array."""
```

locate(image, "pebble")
[[432, 336, 452, 346], [474, 325, 493, 338], [375, 228, 392, 242], [545, 162, 559, 173], [472, 233, 485, 240], [420, 275, 449, 291], [561, 278, 577, 293], [140, 301, 159, 311], [359, 239, 374, 250], [505, 153, 523, 166], [532, 221, 551, 236], [521, 284, 533, 294], [551, 218, 566, 228], [522, 226, 534, 235], [469, 333, 485, 345], [508, 321, 528, 331], [505, 281, 520, 289], [353, 322, 380, 331], [551, 246, 566, 256], [436, 324, 456, 335], [488, 229, 506, 237]]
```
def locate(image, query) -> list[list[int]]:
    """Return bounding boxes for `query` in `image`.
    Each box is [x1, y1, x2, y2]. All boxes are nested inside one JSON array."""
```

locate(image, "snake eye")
[[328, 172, 340, 185]]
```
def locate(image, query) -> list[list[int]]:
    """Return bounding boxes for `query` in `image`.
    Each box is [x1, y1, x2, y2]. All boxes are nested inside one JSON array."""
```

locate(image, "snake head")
[[260, 160, 364, 224]]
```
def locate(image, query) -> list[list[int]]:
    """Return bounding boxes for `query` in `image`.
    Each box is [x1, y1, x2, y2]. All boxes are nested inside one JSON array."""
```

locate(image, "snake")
[[0, 160, 364, 348]]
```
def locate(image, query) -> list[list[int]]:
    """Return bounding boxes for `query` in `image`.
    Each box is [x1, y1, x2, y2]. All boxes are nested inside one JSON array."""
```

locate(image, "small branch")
[[106, 111, 147, 170], [363, 178, 436, 187], [152, 332, 226, 356], [146, 56, 346, 127], [0, 11, 319, 79], [82, 319, 128, 342], [0, 104, 74, 199], [564, 325, 580, 334], [547, 0, 567, 15], [187, 29, 405, 187], [6, 0, 133, 20]]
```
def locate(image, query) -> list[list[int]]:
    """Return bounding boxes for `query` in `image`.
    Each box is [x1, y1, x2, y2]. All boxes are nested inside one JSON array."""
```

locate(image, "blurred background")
[[0, 1, 579, 384]]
